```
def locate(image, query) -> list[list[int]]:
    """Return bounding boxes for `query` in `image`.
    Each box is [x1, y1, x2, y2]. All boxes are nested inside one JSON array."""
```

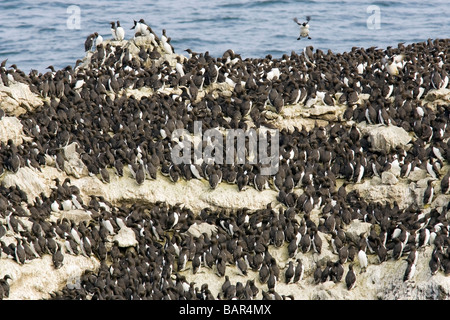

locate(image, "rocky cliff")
[[0, 32, 449, 300]]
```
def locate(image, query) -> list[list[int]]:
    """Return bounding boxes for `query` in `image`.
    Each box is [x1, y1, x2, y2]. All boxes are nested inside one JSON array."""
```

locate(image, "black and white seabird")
[[293, 16, 311, 40], [115, 21, 125, 41], [236, 256, 248, 276], [52, 243, 64, 269], [332, 261, 345, 283], [358, 242, 368, 273], [135, 164, 146, 185], [130, 19, 141, 35], [94, 32, 103, 47], [313, 263, 322, 284], [345, 264, 356, 290], [14, 238, 26, 265], [84, 33, 95, 52], [110, 22, 116, 40], [392, 238, 405, 260], [429, 251, 440, 275], [403, 257, 416, 282], [312, 228, 322, 254], [131, 19, 150, 37], [320, 261, 333, 283], [441, 172, 450, 194], [423, 179, 434, 205], [293, 259, 304, 283], [100, 167, 110, 184], [284, 260, 295, 284], [0, 275, 11, 298]]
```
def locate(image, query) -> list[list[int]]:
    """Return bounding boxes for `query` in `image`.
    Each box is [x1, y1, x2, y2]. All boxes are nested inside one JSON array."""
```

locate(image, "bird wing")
[[306, 16, 311, 22], [293, 17, 301, 25]]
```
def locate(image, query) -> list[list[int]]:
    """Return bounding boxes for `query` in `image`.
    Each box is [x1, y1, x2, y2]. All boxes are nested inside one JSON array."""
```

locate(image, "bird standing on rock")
[[52, 243, 64, 269], [94, 32, 103, 47], [110, 22, 116, 40], [358, 242, 368, 273], [423, 179, 434, 205], [84, 34, 95, 52], [293, 259, 304, 283], [115, 21, 125, 41], [0, 275, 11, 299], [285, 260, 295, 284], [345, 264, 356, 290], [403, 256, 416, 282], [441, 172, 450, 194]]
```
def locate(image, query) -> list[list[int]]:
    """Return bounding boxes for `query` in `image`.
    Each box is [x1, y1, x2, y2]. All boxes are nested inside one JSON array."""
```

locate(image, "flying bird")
[[293, 16, 311, 40]]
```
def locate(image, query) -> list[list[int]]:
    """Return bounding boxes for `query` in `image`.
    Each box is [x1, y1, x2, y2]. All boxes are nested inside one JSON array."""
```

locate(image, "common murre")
[[293, 16, 311, 40]]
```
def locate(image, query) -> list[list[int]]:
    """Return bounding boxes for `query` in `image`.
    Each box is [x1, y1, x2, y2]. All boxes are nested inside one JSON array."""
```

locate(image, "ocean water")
[[0, 0, 449, 73]]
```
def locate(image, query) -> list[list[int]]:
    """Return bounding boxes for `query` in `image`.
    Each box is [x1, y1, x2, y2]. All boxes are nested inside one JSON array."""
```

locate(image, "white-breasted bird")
[[293, 16, 311, 40], [403, 257, 416, 282], [358, 242, 368, 273], [110, 22, 116, 40], [382, 54, 404, 76], [115, 21, 125, 41], [94, 32, 103, 47]]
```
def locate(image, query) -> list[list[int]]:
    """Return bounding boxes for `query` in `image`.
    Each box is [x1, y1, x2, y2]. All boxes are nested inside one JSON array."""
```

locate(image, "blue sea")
[[0, 0, 449, 74]]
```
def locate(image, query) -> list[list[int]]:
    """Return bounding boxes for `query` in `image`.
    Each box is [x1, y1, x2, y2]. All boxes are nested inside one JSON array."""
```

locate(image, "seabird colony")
[[0, 19, 449, 300]]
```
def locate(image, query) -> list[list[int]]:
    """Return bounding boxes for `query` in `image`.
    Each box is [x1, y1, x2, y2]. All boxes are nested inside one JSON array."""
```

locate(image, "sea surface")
[[0, 0, 449, 74]]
